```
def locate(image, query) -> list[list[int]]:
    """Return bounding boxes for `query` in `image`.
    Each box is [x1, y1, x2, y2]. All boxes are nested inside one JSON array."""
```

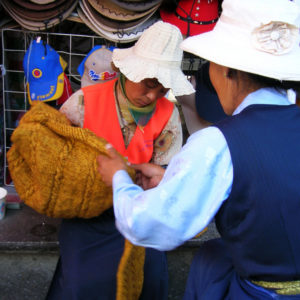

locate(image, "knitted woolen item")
[[7, 101, 125, 218], [7, 102, 145, 300], [117, 239, 146, 300]]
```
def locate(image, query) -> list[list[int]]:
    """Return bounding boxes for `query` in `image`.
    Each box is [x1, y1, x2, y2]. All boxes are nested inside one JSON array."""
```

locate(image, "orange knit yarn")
[[7, 102, 144, 300]]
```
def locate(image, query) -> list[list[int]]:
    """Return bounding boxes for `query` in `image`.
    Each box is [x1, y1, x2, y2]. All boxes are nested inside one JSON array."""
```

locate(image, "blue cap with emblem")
[[23, 38, 67, 104]]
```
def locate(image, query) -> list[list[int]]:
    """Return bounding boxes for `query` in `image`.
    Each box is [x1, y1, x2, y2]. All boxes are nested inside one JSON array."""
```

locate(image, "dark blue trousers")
[[46, 209, 168, 300], [183, 238, 300, 300]]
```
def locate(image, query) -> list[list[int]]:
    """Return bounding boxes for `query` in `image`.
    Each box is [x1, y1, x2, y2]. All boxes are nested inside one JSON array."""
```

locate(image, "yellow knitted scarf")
[[7, 102, 145, 300]]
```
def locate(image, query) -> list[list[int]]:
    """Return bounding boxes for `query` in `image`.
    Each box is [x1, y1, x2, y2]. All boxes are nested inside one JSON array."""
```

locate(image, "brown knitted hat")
[[7, 102, 144, 300]]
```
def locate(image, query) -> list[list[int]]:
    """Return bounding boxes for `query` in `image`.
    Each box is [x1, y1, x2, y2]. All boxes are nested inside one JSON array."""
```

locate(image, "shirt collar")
[[233, 88, 293, 116]]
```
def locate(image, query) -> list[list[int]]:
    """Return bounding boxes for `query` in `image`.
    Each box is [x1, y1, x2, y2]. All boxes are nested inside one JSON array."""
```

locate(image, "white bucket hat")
[[112, 21, 195, 96], [181, 0, 300, 81]]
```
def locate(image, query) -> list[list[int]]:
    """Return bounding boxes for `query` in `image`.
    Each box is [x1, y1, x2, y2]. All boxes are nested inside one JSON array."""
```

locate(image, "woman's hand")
[[132, 163, 165, 190], [97, 144, 127, 186]]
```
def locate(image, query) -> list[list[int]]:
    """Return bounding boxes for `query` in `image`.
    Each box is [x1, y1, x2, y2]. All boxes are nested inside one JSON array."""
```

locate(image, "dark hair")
[[230, 68, 300, 99], [246, 72, 300, 99], [160, 0, 179, 12]]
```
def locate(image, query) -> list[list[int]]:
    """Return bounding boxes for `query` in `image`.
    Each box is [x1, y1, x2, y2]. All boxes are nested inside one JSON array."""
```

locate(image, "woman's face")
[[125, 78, 169, 107]]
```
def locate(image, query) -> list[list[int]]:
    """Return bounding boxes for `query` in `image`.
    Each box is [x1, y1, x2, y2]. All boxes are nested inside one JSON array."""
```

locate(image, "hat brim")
[[160, 9, 217, 36], [81, 0, 157, 32], [112, 47, 195, 96], [87, 0, 159, 21], [12, 0, 66, 11], [29, 0, 56, 4], [181, 18, 300, 81], [110, 0, 162, 12], [27, 72, 65, 104], [2, 0, 78, 30], [6, 0, 72, 22], [79, 1, 159, 43]]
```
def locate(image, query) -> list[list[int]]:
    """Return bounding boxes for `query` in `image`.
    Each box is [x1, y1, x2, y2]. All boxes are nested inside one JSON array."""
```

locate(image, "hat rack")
[[1, 27, 201, 189], [1, 28, 110, 187]]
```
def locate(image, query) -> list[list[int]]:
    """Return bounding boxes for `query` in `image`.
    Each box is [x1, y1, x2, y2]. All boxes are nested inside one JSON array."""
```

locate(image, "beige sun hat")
[[181, 0, 300, 81], [112, 20, 195, 96]]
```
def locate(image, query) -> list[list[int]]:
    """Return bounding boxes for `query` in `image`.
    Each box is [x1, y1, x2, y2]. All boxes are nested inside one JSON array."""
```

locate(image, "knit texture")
[[7, 102, 145, 300]]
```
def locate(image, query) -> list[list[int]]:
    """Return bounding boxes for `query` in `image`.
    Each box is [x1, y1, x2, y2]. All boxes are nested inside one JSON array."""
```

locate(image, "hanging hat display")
[[87, 0, 161, 21], [1, 0, 78, 31], [77, 0, 161, 43], [23, 38, 67, 104]]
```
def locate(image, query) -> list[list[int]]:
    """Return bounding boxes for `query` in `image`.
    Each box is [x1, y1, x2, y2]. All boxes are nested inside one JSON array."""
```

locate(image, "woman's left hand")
[[97, 144, 127, 186]]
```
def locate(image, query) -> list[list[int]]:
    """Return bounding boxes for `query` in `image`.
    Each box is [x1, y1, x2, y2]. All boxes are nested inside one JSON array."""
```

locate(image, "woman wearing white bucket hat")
[[96, 0, 300, 299], [46, 21, 194, 300]]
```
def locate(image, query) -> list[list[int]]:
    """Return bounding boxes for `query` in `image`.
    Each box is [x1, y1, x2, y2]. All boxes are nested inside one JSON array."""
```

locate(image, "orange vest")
[[82, 79, 174, 164]]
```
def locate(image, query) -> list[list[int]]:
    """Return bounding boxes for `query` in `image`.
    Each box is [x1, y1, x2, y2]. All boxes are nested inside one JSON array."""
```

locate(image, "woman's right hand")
[[132, 163, 165, 190]]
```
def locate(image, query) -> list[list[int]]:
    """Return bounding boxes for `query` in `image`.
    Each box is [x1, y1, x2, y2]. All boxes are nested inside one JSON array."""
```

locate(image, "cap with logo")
[[77, 45, 118, 88], [23, 38, 67, 104]]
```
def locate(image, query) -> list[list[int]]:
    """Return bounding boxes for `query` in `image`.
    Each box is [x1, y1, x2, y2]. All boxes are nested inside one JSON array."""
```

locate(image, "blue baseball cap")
[[23, 39, 67, 104]]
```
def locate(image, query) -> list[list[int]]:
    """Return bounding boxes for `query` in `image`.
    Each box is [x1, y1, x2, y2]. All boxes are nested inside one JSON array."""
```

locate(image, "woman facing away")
[[96, 0, 300, 299], [46, 21, 194, 300]]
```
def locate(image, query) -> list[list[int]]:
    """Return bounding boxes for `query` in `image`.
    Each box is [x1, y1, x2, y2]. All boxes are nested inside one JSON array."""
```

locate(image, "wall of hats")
[[0, 0, 221, 186]]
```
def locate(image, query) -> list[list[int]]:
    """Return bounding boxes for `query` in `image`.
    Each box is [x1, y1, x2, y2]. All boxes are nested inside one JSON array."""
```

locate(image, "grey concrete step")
[[0, 203, 220, 300]]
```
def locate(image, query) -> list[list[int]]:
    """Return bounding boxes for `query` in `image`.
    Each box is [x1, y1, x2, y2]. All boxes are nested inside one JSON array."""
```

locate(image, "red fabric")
[[82, 79, 174, 164], [160, 0, 219, 36], [56, 73, 73, 105]]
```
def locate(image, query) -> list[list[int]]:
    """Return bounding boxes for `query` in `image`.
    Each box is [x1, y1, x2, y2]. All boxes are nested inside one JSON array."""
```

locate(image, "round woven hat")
[[112, 20, 195, 96], [110, 0, 162, 12], [29, 0, 55, 4], [87, 0, 160, 21], [12, 0, 66, 11], [6, 0, 71, 22], [1, 0, 78, 31], [81, 0, 158, 32], [81, 0, 159, 32], [79, 0, 159, 43]]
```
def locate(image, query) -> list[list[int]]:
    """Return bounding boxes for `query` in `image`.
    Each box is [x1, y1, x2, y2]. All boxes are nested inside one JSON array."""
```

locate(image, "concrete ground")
[[0, 201, 220, 300]]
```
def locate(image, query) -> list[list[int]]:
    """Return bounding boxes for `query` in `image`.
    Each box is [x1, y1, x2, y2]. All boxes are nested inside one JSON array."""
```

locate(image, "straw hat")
[[181, 0, 300, 81], [112, 21, 195, 96], [160, 0, 219, 37]]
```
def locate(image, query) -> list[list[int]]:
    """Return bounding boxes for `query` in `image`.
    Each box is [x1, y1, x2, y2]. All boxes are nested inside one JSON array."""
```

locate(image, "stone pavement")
[[0, 196, 220, 300]]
